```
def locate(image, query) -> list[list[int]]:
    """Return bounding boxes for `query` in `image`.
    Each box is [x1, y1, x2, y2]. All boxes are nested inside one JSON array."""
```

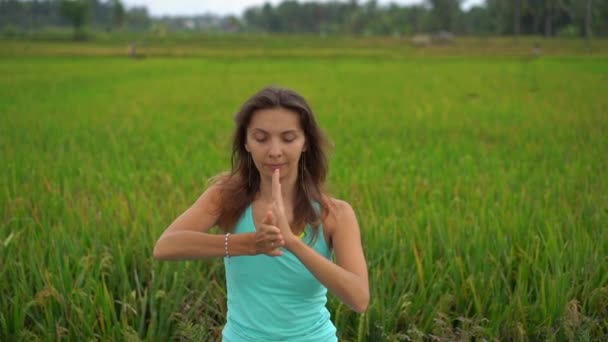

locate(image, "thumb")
[[262, 210, 275, 225]]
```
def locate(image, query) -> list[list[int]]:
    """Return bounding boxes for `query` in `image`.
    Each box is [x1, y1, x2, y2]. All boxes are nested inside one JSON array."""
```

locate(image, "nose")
[[268, 138, 282, 158]]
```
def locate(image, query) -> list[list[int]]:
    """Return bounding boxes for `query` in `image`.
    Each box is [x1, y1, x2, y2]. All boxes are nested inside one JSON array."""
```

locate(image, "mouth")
[[266, 163, 286, 170]]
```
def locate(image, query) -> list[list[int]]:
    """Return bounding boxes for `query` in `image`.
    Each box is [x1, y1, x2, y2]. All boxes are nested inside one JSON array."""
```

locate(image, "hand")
[[271, 169, 298, 248], [254, 210, 284, 256]]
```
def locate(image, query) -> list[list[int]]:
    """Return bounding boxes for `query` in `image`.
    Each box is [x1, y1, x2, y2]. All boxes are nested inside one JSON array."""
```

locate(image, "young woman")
[[153, 86, 369, 341]]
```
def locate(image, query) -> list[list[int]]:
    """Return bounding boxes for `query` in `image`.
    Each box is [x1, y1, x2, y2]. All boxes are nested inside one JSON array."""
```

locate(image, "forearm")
[[153, 231, 255, 261], [289, 239, 369, 313]]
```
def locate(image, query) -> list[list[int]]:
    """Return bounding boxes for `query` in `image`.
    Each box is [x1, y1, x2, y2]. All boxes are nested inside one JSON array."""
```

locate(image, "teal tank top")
[[222, 204, 337, 342]]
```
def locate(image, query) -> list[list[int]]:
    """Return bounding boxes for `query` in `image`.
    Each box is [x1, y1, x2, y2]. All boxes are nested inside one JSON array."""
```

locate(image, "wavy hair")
[[214, 86, 331, 242]]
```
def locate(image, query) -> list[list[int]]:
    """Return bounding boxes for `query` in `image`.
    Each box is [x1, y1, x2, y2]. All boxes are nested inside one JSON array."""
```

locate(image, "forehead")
[[248, 107, 302, 133]]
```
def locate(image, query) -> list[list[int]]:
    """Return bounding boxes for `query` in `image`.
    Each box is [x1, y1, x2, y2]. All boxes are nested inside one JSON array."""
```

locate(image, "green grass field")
[[1, 36, 607, 341]]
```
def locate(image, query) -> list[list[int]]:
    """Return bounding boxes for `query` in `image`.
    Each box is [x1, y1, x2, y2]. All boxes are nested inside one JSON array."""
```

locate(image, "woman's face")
[[245, 107, 307, 182]]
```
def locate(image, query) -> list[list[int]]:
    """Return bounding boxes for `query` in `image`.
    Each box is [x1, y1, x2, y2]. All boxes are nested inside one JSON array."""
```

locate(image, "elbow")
[[351, 287, 370, 313], [352, 305, 367, 314], [153, 238, 169, 260], [153, 244, 164, 260], [353, 294, 369, 313]]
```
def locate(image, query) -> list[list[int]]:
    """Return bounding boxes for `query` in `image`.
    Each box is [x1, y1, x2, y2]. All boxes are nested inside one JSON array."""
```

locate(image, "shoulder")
[[324, 196, 356, 217], [321, 195, 358, 235], [204, 171, 235, 200], [197, 172, 233, 210], [161, 173, 230, 234]]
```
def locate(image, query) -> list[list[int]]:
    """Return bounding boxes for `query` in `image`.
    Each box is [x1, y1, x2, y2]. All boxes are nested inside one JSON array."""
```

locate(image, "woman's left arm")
[[287, 200, 370, 313], [270, 169, 369, 312]]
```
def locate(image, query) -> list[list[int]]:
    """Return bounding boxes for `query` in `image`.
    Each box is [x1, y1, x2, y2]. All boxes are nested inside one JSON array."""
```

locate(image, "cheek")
[[250, 150, 263, 164], [296, 141, 307, 154], [249, 148, 268, 166], [290, 149, 305, 163]]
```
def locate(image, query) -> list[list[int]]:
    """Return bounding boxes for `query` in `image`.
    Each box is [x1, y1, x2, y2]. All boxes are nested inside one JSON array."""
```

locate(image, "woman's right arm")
[[153, 183, 255, 261]]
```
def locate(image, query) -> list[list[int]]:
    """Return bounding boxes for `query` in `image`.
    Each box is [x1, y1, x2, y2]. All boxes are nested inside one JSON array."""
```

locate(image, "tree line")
[[243, 0, 606, 38], [1, 0, 607, 38], [0, 0, 149, 37]]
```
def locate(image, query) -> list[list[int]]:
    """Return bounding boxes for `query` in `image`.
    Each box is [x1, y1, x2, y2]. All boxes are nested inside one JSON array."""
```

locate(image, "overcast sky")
[[121, 0, 485, 17]]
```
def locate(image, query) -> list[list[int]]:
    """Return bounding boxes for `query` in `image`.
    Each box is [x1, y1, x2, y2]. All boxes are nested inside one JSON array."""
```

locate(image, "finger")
[[272, 201, 288, 228], [267, 239, 284, 255], [264, 233, 284, 243], [259, 238, 283, 248], [256, 223, 282, 238], [269, 235, 285, 245], [267, 248, 283, 257], [254, 232, 283, 256], [272, 169, 283, 207], [262, 210, 274, 225], [268, 210, 276, 226]]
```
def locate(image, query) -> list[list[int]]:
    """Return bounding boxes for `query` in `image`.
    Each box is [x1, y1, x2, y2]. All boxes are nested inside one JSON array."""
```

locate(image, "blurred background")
[[1, 1, 607, 341], [0, 0, 606, 43]]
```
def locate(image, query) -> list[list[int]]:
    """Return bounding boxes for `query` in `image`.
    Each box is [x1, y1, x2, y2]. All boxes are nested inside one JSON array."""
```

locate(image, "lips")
[[266, 163, 285, 170]]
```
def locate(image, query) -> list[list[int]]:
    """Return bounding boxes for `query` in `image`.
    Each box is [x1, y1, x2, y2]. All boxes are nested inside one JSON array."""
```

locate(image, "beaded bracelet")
[[224, 233, 231, 259]]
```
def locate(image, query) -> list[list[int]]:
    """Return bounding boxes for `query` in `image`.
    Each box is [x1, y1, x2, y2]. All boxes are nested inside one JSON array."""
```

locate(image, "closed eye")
[[250, 130, 299, 143], [283, 133, 297, 142]]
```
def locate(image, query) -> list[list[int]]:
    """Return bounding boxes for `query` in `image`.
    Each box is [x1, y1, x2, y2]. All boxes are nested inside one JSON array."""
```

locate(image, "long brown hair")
[[214, 86, 331, 242]]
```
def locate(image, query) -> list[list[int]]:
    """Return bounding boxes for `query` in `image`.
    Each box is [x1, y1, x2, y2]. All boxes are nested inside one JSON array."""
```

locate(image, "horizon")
[[121, 0, 484, 18]]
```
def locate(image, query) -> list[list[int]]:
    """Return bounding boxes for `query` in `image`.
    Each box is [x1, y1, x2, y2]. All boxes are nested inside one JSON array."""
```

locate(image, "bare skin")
[[153, 107, 369, 312], [259, 168, 369, 312]]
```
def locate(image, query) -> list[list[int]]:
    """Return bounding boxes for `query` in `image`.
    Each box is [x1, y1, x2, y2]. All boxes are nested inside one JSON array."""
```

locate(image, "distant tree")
[[585, 0, 592, 48], [463, 5, 490, 35], [345, 6, 366, 35], [126, 6, 150, 31], [544, 0, 554, 37], [276, 1, 307, 33], [514, 0, 521, 37], [598, 0, 608, 36], [408, 5, 430, 34], [111, 0, 125, 29], [426, 0, 462, 32], [261, 3, 280, 32], [527, 0, 544, 34], [60, 0, 89, 40], [3, 0, 608, 37], [484, 0, 510, 34]]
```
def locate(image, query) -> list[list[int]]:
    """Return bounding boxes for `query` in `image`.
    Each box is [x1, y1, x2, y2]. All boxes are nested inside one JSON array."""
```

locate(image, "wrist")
[[246, 232, 257, 255], [284, 232, 301, 251], [235, 232, 256, 256], [228, 232, 257, 256]]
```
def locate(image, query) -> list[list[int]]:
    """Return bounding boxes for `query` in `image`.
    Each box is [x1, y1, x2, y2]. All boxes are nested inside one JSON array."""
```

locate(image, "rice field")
[[1, 37, 607, 341]]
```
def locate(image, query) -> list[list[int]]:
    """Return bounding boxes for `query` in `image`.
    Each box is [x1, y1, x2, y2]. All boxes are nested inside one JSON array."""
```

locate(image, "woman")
[[153, 86, 369, 341]]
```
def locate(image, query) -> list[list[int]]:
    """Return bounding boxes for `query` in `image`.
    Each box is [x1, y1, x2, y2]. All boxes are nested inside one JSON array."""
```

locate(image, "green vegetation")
[[2, 34, 608, 58], [2, 0, 608, 38], [1, 38, 607, 341]]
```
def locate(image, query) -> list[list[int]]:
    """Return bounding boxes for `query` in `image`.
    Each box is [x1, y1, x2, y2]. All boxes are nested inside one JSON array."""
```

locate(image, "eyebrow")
[[250, 128, 299, 134]]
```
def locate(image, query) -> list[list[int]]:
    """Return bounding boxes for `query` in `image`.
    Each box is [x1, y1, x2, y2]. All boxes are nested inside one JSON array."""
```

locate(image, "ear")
[[245, 143, 250, 152]]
